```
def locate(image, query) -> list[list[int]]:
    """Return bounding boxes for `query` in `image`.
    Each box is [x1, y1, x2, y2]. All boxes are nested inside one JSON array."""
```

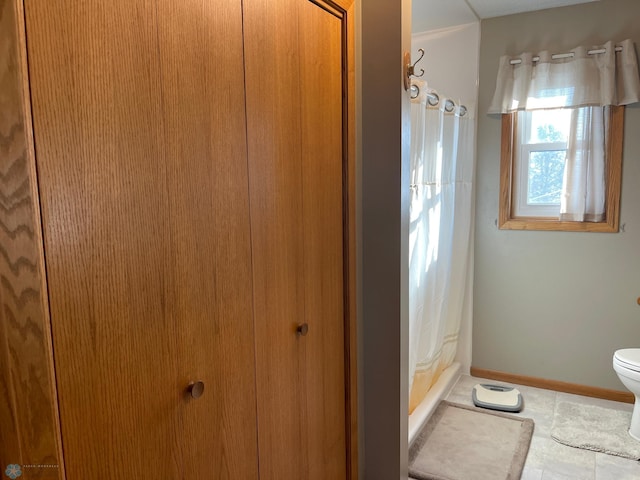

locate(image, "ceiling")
[[412, 0, 600, 33]]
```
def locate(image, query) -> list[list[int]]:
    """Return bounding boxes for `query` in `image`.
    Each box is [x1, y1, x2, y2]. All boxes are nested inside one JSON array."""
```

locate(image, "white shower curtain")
[[408, 80, 475, 413]]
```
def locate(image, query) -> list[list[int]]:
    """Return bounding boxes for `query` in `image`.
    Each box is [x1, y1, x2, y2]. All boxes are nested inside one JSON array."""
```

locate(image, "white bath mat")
[[551, 400, 640, 460]]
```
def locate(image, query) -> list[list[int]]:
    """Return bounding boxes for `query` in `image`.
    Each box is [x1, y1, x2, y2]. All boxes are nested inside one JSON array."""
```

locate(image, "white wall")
[[411, 22, 480, 374], [412, 23, 480, 110], [412, 0, 476, 34]]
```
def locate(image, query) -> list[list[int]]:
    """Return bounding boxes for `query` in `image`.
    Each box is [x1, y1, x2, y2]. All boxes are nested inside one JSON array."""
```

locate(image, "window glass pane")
[[527, 150, 565, 205], [527, 109, 572, 144]]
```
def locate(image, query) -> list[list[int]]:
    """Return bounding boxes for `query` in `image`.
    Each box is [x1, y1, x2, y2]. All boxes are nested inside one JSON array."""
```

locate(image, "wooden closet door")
[[24, 1, 257, 478], [244, 0, 350, 478]]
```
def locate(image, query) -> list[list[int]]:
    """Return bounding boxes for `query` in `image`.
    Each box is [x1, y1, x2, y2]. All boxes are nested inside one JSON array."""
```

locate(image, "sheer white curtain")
[[561, 106, 606, 221], [408, 81, 475, 413], [489, 39, 640, 221]]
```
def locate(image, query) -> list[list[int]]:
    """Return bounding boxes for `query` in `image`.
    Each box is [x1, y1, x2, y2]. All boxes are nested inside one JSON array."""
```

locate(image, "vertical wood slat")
[[604, 106, 624, 232], [298, 3, 346, 479], [0, 0, 63, 478], [498, 113, 515, 229], [325, 0, 358, 476], [244, 0, 305, 476], [154, 1, 259, 478], [343, 2, 358, 477], [25, 1, 180, 476], [244, 0, 352, 478]]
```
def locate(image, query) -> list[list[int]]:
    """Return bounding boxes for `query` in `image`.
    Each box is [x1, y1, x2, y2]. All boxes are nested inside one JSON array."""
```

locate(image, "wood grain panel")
[[298, 3, 346, 479], [154, 1, 258, 478], [25, 1, 256, 478], [25, 2, 180, 477], [244, 0, 350, 478], [0, 0, 62, 478], [244, 0, 305, 477]]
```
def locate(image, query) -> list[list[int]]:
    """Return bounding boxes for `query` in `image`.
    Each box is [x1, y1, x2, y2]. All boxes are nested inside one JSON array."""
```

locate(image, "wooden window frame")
[[498, 106, 624, 232]]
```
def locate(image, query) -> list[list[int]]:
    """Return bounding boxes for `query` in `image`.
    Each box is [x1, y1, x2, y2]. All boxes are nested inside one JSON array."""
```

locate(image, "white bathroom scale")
[[472, 384, 523, 412]]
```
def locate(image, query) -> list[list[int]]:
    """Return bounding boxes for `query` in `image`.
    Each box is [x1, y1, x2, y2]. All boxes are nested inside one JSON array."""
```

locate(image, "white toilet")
[[613, 348, 640, 441]]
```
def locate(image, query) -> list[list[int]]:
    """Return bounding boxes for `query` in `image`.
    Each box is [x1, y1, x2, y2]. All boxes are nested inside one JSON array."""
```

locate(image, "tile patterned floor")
[[445, 375, 640, 479]]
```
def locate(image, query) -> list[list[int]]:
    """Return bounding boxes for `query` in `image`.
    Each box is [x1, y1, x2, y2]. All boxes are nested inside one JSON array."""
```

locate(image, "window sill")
[[498, 217, 619, 233]]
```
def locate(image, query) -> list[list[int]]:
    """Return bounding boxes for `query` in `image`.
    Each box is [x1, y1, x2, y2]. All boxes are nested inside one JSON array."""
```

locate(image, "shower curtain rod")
[[509, 45, 623, 65], [411, 85, 468, 117]]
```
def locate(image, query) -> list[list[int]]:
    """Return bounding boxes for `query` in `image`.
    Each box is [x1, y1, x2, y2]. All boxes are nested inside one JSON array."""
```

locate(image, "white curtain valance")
[[488, 39, 640, 113]]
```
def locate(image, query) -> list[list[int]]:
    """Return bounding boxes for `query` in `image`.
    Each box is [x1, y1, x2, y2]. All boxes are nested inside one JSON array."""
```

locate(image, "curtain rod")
[[509, 46, 623, 65], [410, 86, 468, 116]]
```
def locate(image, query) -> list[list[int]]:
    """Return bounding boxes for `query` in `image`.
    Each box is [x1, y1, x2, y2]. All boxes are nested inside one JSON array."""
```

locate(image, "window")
[[499, 106, 623, 232], [488, 40, 638, 233], [513, 109, 571, 218]]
